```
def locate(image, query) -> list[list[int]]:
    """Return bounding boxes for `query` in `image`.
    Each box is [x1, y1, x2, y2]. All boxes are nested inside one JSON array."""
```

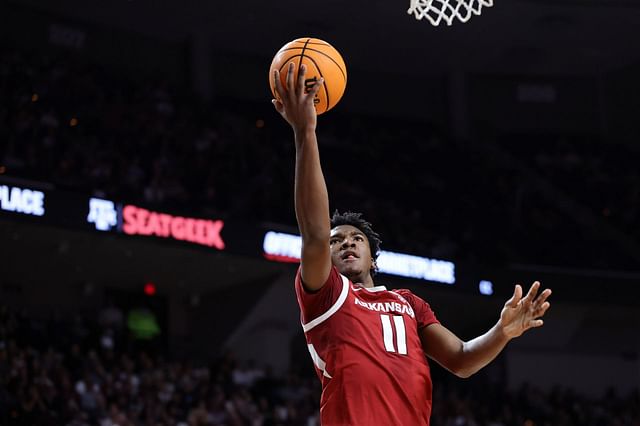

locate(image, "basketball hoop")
[[408, 0, 493, 26]]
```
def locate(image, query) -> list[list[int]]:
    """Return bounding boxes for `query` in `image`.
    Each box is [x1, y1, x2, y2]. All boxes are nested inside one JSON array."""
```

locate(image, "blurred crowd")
[[500, 134, 640, 243], [1, 305, 638, 426], [0, 304, 321, 426], [1, 44, 639, 270]]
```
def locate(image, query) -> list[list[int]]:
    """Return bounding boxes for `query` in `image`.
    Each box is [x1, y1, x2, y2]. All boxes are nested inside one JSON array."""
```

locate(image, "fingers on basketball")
[[268, 38, 347, 115]]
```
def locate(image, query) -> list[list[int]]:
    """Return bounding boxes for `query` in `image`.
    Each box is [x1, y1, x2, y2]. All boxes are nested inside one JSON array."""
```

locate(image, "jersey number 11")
[[380, 314, 407, 355]]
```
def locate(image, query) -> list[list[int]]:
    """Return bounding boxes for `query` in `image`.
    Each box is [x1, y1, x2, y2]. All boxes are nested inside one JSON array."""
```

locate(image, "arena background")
[[0, 0, 639, 424]]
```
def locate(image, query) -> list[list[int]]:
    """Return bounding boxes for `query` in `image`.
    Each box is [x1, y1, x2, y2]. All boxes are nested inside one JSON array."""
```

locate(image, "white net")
[[408, 0, 493, 26]]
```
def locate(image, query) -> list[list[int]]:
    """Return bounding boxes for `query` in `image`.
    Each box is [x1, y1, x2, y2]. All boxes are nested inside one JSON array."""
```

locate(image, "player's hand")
[[498, 281, 551, 339], [272, 63, 323, 135]]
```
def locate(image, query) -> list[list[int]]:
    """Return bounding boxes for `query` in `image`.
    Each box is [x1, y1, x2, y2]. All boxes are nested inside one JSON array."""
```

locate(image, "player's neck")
[[355, 274, 375, 288]]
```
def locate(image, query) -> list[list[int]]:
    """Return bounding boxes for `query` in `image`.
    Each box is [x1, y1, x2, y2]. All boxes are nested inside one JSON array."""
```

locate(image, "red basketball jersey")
[[295, 266, 440, 426]]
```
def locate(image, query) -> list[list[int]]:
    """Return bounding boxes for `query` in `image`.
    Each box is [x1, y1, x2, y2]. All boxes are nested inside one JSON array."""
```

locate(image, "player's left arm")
[[420, 281, 551, 378]]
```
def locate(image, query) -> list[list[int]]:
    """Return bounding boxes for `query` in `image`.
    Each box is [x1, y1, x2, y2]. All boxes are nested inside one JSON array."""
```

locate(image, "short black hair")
[[331, 210, 382, 274]]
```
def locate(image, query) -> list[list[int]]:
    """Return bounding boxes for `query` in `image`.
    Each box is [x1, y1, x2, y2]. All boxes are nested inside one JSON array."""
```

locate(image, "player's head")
[[330, 211, 382, 281]]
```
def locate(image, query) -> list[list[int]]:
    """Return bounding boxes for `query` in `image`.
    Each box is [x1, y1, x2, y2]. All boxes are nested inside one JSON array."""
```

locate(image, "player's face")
[[329, 225, 374, 282]]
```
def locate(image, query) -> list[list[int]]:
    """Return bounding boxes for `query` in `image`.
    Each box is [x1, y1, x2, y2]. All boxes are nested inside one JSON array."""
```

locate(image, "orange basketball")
[[269, 38, 347, 115]]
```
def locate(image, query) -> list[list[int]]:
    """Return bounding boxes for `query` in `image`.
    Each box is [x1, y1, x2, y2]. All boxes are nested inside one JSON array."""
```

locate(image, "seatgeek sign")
[[122, 205, 225, 249], [84, 197, 225, 250], [262, 231, 455, 284]]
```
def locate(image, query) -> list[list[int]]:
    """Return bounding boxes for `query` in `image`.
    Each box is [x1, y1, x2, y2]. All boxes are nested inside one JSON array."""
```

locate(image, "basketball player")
[[272, 63, 552, 426]]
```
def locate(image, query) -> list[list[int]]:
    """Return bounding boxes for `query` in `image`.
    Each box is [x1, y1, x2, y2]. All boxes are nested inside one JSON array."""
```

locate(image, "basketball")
[[269, 38, 347, 115]]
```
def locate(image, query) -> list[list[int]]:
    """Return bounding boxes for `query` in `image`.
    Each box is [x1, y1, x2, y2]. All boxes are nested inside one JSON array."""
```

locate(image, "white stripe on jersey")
[[353, 285, 387, 292], [307, 344, 332, 378], [302, 274, 349, 332]]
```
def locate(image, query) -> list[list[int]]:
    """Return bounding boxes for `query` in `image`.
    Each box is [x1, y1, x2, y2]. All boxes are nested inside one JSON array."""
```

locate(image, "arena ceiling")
[[12, 0, 640, 75]]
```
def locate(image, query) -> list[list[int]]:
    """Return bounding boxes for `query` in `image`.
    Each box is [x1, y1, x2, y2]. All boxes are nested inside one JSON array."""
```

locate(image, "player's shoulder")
[[390, 288, 416, 297], [390, 288, 429, 304]]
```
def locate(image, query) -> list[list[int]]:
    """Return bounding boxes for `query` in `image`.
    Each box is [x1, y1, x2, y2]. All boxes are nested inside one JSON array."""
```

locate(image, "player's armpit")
[[300, 238, 332, 292], [419, 323, 468, 378]]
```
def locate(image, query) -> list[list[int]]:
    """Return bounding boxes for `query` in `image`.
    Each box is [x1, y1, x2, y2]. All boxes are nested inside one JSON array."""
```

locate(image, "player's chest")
[[338, 288, 419, 352], [349, 289, 416, 319]]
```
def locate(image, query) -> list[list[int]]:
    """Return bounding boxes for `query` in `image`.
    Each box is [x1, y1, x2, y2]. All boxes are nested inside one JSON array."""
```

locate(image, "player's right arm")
[[419, 282, 551, 378], [272, 63, 331, 291]]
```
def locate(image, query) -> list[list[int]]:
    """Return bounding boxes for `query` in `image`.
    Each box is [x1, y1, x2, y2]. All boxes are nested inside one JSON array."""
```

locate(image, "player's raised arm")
[[272, 63, 331, 291], [420, 281, 552, 378]]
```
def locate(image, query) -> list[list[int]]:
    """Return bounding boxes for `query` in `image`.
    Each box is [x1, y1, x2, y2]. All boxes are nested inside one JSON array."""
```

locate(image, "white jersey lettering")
[[355, 297, 415, 318]]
